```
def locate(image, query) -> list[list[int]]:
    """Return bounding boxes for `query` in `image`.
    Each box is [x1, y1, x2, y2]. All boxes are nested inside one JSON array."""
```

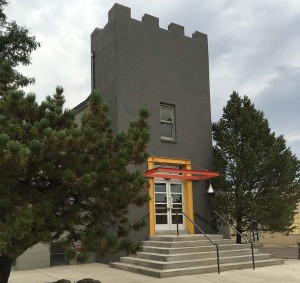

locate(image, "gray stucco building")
[[76, 3, 217, 238], [13, 3, 218, 270]]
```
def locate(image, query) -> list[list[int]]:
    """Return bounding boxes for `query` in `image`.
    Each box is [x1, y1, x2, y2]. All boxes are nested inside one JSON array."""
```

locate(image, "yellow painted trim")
[[148, 156, 191, 165], [147, 156, 195, 235], [184, 163, 195, 234]]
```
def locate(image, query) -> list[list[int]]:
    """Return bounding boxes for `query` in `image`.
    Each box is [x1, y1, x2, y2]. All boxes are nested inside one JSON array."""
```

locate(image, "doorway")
[[154, 180, 185, 231]]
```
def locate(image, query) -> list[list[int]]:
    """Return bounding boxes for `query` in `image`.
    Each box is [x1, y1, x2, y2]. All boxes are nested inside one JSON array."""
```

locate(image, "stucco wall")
[[260, 233, 300, 247], [89, 3, 214, 262], [15, 243, 50, 271], [91, 3, 213, 224], [101, 5, 212, 166]]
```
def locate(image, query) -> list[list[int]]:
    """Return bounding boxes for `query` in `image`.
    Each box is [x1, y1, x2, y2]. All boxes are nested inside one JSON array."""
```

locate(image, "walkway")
[[9, 259, 300, 283]]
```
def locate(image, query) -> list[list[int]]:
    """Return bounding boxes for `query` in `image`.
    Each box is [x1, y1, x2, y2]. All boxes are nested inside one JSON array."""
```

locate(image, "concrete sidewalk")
[[9, 260, 300, 283]]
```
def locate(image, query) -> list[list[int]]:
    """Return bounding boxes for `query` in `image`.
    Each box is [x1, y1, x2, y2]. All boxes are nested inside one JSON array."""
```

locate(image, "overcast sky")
[[5, 0, 300, 158]]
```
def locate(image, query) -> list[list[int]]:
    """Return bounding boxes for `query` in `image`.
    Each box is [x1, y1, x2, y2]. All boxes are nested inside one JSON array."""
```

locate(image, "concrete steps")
[[155, 230, 189, 235], [111, 259, 284, 278], [142, 239, 235, 248], [148, 234, 223, 242], [110, 233, 284, 277], [120, 253, 272, 269], [142, 243, 248, 254], [136, 248, 256, 261]]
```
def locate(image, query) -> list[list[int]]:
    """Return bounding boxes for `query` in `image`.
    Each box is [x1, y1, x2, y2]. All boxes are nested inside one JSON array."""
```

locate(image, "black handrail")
[[208, 210, 255, 270], [128, 211, 149, 229], [194, 212, 219, 233], [176, 211, 220, 274]]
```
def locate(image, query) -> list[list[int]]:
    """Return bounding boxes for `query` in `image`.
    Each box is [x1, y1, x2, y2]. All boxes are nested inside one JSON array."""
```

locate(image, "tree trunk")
[[236, 217, 242, 244], [0, 255, 13, 283], [236, 228, 242, 244]]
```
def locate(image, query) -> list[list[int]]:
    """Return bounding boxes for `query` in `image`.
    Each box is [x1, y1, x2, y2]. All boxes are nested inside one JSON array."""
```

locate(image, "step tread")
[[138, 249, 256, 257], [161, 258, 284, 272], [111, 258, 284, 275], [150, 234, 222, 238], [149, 236, 223, 242], [143, 243, 247, 250], [125, 253, 271, 264], [155, 230, 189, 235], [143, 239, 234, 244]]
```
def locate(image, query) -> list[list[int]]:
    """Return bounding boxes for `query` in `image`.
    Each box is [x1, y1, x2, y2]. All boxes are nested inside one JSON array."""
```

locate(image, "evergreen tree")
[[0, 88, 150, 282], [0, 0, 40, 95], [0, 2, 150, 282], [212, 91, 300, 243]]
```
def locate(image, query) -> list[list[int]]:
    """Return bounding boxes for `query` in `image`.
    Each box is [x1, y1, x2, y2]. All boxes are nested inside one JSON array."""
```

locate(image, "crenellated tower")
[[89, 2, 213, 243]]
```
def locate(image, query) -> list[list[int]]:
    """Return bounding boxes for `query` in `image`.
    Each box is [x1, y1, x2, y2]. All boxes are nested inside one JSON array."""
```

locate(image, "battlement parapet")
[[192, 31, 207, 40], [105, 3, 206, 40], [91, 27, 102, 38], [168, 23, 184, 35], [142, 14, 159, 27], [108, 3, 131, 22]]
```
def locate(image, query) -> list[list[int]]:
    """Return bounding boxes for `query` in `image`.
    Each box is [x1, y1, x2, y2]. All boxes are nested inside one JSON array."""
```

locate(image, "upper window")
[[91, 51, 95, 89], [160, 104, 176, 141]]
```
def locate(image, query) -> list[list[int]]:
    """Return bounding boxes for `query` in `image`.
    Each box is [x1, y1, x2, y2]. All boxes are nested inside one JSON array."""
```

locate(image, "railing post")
[[176, 211, 179, 236], [212, 210, 256, 272], [215, 244, 220, 274], [250, 239, 255, 270], [180, 211, 221, 275], [208, 211, 211, 235]]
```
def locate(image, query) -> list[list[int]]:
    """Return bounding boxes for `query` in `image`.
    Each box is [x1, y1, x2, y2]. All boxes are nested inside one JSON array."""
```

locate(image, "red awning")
[[144, 167, 219, 181]]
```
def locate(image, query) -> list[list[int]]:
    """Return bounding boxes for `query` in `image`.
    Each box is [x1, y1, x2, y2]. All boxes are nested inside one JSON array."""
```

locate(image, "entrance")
[[154, 180, 185, 230]]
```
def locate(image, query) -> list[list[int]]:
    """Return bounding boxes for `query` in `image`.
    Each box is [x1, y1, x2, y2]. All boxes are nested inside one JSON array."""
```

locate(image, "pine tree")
[[0, 2, 150, 282], [0, 0, 40, 95], [212, 91, 300, 243], [0, 87, 150, 282]]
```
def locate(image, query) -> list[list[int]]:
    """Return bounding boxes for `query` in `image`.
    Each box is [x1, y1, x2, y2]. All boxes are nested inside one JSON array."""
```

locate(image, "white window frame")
[[160, 104, 176, 141]]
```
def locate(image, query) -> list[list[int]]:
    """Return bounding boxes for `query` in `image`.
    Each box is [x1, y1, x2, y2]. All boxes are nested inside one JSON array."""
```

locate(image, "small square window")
[[160, 104, 176, 141]]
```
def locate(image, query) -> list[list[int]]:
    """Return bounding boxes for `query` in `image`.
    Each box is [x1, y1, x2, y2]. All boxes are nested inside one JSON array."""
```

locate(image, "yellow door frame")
[[147, 156, 195, 236]]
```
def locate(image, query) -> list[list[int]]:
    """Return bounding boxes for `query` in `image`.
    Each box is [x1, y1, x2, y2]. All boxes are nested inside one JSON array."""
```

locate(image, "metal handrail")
[[194, 212, 219, 233], [176, 211, 220, 274], [128, 211, 149, 229], [208, 210, 255, 270]]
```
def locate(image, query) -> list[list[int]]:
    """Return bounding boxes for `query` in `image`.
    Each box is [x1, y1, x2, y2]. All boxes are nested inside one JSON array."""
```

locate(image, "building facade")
[[13, 3, 218, 270], [83, 3, 216, 238]]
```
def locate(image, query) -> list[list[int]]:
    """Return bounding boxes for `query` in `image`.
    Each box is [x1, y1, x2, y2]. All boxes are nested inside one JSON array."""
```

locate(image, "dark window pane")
[[156, 215, 168, 224], [161, 122, 173, 138], [171, 194, 182, 203], [155, 183, 166, 192], [171, 184, 182, 193], [155, 204, 167, 213], [173, 204, 183, 210], [161, 106, 173, 122], [171, 208, 182, 215], [155, 193, 167, 203], [160, 104, 175, 140]]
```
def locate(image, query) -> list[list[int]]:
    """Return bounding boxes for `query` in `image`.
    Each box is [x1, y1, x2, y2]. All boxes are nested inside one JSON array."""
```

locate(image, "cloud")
[[4, 0, 300, 158], [5, 0, 109, 108], [206, 1, 300, 158], [254, 65, 300, 156]]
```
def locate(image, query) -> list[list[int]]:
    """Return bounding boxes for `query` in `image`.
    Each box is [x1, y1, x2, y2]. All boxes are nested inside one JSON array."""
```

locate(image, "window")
[[160, 104, 176, 141], [91, 51, 95, 89]]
